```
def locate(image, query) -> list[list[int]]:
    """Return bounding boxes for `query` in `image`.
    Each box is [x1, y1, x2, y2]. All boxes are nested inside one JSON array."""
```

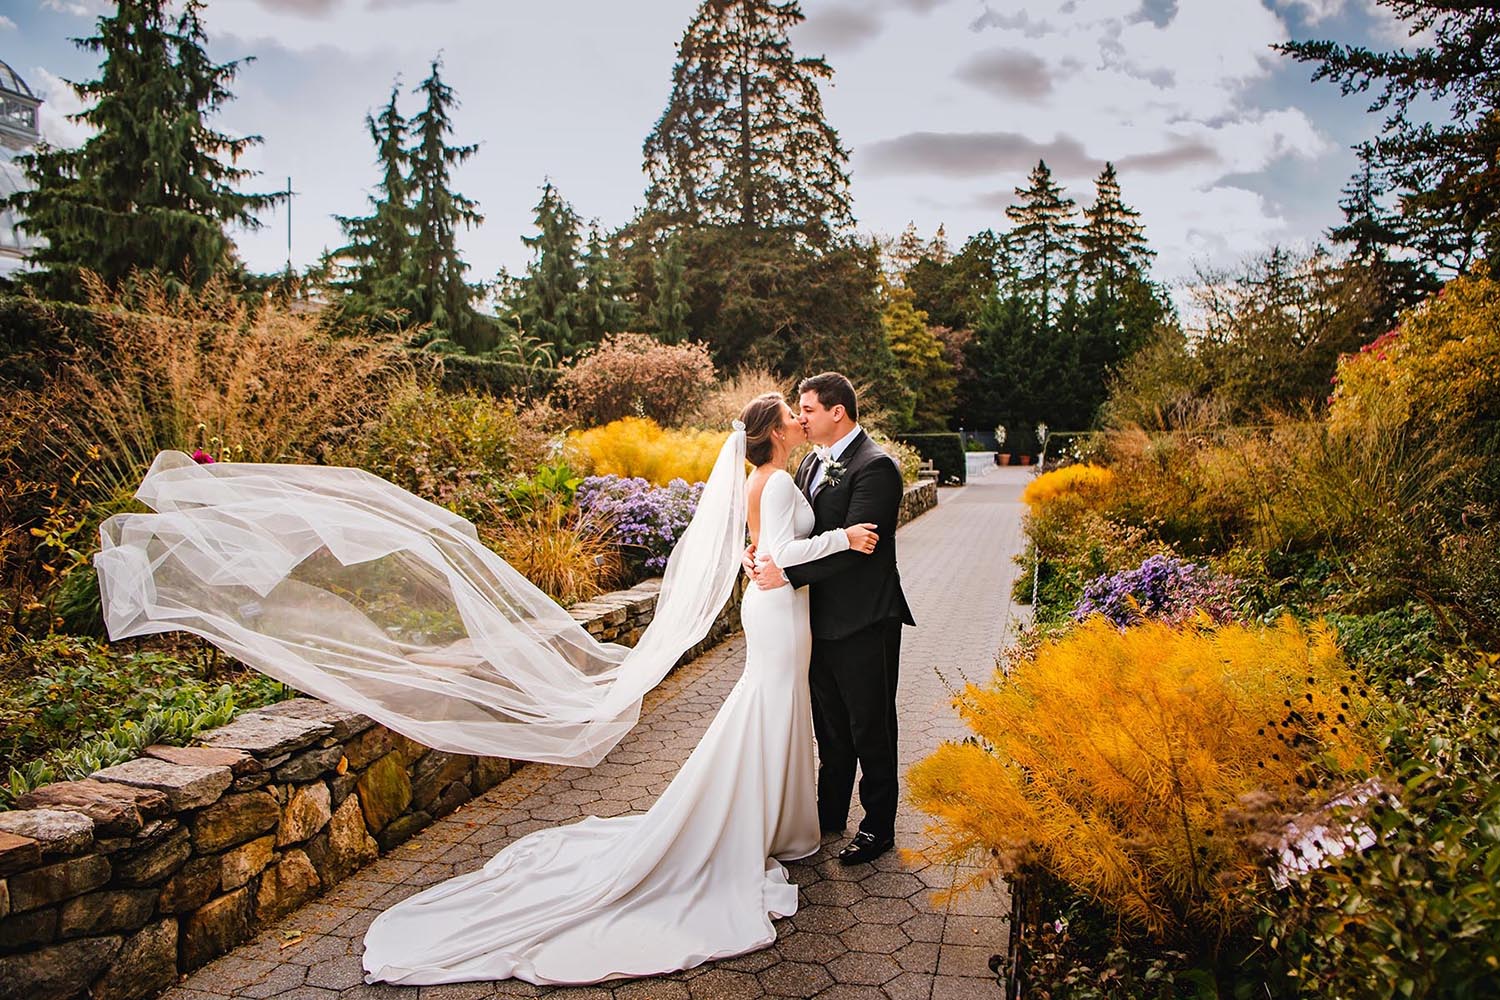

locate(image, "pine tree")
[[1006, 160, 1079, 323], [577, 224, 635, 347], [329, 83, 416, 324], [1079, 163, 1153, 291], [3, 0, 280, 296], [404, 58, 485, 351], [513, 181, 584, 358], [643, 0, 853, 242], [1280, 2, 1500, 276], [650, 234, 693, 344]]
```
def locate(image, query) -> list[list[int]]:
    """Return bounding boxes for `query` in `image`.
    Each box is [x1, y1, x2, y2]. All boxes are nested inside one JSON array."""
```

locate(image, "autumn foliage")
[[908, 617, 1380, 941]]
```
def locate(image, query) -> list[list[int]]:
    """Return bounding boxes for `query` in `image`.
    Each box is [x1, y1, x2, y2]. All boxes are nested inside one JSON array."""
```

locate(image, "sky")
[[4, 0, 1419, 290]]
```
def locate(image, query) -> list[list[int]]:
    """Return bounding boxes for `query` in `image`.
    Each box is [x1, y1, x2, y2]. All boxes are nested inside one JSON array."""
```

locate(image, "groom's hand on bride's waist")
[[751, 554, 789, 590]]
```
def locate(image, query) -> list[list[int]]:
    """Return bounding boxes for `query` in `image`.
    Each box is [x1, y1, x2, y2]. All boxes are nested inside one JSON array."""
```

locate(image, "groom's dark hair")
[[798, 372, 858, 423]]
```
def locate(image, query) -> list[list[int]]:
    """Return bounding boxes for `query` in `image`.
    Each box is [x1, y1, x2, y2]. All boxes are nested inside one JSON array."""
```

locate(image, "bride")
[[94, 391, 878, 985]]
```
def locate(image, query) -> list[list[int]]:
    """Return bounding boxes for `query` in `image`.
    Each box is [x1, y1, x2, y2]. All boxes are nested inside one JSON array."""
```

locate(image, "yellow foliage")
[[565, 417, 729, 485], [1330, 272, 1500, 434], [908, 617, 1381, 941], [1021, 464, 1115, 510]]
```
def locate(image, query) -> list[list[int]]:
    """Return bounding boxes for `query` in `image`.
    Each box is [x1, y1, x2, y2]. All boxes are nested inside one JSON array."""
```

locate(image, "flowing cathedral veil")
[[94, 430, 750, 767]]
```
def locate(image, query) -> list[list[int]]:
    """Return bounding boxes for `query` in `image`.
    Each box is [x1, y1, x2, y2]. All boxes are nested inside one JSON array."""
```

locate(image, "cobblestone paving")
[[166, 469, 1032, 1000]]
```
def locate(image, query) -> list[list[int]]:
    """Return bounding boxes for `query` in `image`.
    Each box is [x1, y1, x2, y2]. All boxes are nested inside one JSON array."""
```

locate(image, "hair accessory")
[[732, 419, 746, 431]]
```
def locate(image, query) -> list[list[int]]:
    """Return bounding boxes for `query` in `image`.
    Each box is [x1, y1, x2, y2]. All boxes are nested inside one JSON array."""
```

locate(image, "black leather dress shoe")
[[837, 830, 894, 866]]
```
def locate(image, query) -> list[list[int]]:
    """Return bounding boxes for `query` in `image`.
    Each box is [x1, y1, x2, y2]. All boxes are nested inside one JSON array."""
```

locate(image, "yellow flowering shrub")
[[1330, 272, 1500, 434], [565, 417, 729, 485], [909, 617, 1381, 941], [1021, 463, 1115, 510]]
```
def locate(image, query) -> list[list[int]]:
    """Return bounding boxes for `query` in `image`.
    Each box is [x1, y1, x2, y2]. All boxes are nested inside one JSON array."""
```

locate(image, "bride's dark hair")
[[739, 392, 786, 466]]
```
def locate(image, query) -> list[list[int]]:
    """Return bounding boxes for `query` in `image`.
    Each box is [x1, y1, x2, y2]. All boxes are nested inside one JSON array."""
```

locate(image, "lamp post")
[[1029, 421, 1050, 609]]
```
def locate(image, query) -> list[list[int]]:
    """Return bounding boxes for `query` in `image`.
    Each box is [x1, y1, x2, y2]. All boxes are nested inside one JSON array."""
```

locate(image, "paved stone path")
[[165, 470, 1032, 1000]]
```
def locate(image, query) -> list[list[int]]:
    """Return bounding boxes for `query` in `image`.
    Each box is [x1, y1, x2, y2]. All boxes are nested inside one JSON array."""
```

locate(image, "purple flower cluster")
[[1074, 554, 1241, 628], [575, 474, 705, 575]]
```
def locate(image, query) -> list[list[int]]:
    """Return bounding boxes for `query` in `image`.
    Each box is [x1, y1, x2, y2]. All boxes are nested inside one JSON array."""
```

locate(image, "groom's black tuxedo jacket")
[[786, 430, 915, 641]]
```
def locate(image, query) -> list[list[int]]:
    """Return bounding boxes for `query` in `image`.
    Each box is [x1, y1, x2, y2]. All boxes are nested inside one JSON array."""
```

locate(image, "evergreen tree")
[[643, 0, 853, 242], [1329, 164, 1436, 324], [906, 230, 1007, 331], [577, 224, 635, 347], [1078, 163, 1153, 291], [1005, 160, 1079, 322], [404, 58, 486, 351], [329, 83, 416, 324], [1280, 2, 1500, 276], [513, 181, 584, 358], [3, 0, 280, 296], [650, 234, 693, 344]]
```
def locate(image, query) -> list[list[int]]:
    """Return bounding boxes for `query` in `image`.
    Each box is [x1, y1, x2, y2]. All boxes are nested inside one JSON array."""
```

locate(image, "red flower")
[[191, 449, 216, 464]]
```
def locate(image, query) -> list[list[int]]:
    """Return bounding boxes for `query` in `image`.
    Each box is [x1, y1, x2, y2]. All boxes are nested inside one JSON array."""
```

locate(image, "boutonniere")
[[822, 458, 848, 489]]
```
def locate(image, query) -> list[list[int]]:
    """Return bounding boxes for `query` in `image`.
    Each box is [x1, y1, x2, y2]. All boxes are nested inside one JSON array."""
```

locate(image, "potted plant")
[[995, 424, 1009, 466]]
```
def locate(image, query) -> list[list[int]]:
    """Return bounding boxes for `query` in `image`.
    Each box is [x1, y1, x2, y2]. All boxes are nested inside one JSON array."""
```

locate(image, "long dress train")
[[361, 470, 842, 985]]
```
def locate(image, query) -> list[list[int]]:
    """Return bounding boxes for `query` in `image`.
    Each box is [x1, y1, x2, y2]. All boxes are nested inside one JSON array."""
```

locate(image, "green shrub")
[[361, 380, 553, 524], [898, 432, 966, 485], [432, 352, 560, 401], [0, 635, 288, 807], [1259, 652, 1500, 999]]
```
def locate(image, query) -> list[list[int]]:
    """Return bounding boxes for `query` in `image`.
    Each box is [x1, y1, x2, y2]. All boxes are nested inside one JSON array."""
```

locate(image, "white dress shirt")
[[808, 423, 863, 495]]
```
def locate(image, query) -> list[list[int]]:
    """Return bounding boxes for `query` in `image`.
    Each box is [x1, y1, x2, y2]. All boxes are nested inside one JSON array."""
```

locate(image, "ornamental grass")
[[908, 616, 1382, 943]]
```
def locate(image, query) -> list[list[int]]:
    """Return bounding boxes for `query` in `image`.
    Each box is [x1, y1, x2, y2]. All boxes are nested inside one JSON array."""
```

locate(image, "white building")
[[0, 59, 43, 277]]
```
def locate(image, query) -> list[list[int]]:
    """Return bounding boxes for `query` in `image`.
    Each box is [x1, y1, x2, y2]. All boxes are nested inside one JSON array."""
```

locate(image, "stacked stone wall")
[[0, 480, 934, 1000]]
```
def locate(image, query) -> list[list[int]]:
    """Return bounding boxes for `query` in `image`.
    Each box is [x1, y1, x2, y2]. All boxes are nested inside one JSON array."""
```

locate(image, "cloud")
[[30, 66, 92, 148], [1275, 0, 1345, 23], [1116, 137, 1219, 172], [0, 16, 15, 31], [1131, 0, 1178, 29], [253, 0, 345, 15], [971, 188, 1019, 212], [795, 4, 884, 53], [968, 6, 1053, 37], [40, 0, 109, 14], [954, 48, 1053, 100], [862, 130, 1097, 179], [366, 0, 459, 10], [888, 0, 955, 12]]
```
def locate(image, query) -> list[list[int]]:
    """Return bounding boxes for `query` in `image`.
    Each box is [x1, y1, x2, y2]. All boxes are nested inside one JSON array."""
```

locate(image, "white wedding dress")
[[360, 470, 846, 985]]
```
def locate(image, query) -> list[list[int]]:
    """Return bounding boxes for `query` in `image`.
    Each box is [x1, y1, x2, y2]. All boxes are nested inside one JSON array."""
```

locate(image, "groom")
[[750, 372, 914, 866]]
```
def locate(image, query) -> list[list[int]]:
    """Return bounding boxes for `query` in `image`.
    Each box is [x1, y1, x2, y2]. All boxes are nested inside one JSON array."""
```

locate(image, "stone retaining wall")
[[899, 480, 938, 524], [0, 480, 936, 1000]]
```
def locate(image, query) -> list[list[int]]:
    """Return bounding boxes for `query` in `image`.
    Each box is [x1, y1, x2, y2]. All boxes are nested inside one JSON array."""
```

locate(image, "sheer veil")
[[94, 430, 750, 766]]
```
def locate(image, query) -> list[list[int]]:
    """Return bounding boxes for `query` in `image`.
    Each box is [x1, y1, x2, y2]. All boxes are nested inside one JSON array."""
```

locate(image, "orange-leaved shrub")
[[565, 417, 729, 485], [1330, 272, 1500, 435], [1021, 464, 1115, 510], [557, 332, 716, 427], [908, 616, 1381, 942]]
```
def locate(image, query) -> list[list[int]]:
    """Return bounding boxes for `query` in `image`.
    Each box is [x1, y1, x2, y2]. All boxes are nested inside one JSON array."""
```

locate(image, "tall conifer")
[[4, 0, 279, 295], [1005, 160, 1079, 323], [330, 83, 415, 323], [643, 0, 852, 241], [1079, 163, 1153, 291], [404, 58, 485, 350]]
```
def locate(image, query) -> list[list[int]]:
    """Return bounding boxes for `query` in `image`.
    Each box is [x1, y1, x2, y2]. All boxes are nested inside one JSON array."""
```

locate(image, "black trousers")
[[809, 617, 903, 840]]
